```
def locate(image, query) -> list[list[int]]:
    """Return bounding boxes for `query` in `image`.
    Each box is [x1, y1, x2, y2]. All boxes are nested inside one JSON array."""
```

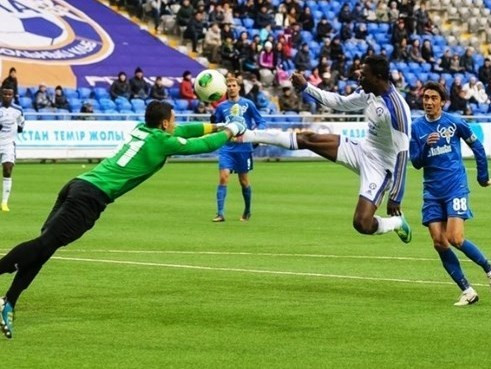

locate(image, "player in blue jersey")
[[211, 77, 266, 222], [410, 81, 491, 306]]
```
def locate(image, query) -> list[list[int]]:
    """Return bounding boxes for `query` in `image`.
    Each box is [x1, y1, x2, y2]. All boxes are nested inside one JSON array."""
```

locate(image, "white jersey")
[[304, 83, 411, 203], [0, 103, 24, 146]]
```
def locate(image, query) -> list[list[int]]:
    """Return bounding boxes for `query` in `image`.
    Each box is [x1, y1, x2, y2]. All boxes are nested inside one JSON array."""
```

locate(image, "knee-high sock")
[[373, 215, 403, 234], [2, 177, 12, 203], [241, 130, 298, 149], [241, 186, 251, 214], [216, 185, 227, 216], [458, 239, 491, 273], [437, 248, 470, 291]]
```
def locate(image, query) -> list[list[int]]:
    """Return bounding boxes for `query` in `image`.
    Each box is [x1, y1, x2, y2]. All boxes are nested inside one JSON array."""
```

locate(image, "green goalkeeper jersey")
[[78, 123, 227, 201]]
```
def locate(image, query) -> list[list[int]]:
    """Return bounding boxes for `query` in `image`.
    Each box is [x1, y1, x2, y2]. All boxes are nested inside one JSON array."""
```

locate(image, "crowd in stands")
[[2, 0, 491, 119], [108, 0, 491, 116]]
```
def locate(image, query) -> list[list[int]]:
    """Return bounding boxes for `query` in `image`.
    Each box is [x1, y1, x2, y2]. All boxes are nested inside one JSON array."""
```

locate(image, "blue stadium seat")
[[233, 18, 242, 27], [116, 99, 132, 111], [189, 99, 200, 111], [94, 87, 110, 100], [306, 0, 318, 11], [131, 98, 146, 111], [313, 10, 323, 20], [382, 44, 393, 58], [429, 73, 440, 81], [68, 97, 82, 112], [163, 98, 175, 107], [174, 99, 190, 111], [433, 35, 446, 46], [169, 87, 180, 99], [478, 103, 489, 114], [421, 63, 432, 72], [119, 109, 134, 120], [378, 23, 390, 34], [242, 18, 254, 29], [38, 108, 55, 120], [64, 88, 78, 99], [19, 96, 32, 109], [417, 73, 428, 83], [18, 87, 27, 97], [100, 98, 116, 111], [301, 31, 313, 43], [23, 108, 37, 120], [408, 62, 422, 73], [78, 87, 92, 99]]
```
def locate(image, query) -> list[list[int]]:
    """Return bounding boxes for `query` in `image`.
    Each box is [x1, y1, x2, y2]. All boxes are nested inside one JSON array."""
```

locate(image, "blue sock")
[[458, 239, 491, 273], [242, 186, 251, 214], [216, 185, 227, 216], [437, 248, 470, 291]]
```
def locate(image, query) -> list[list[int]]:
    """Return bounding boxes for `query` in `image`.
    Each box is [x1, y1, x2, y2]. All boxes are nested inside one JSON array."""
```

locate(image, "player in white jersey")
[[239, 55, 412, 242], [0, 85, 25, 212]]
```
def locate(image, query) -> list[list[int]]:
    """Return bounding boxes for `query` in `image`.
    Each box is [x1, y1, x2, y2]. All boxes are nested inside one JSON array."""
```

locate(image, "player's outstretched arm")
[[173, 123, 217, 139], [291, 72, 369, 112]]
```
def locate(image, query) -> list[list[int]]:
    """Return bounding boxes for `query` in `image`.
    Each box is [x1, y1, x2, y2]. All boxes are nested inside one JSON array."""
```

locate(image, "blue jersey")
[[213, 97, 266, 153], [410, 112, 489, 200]]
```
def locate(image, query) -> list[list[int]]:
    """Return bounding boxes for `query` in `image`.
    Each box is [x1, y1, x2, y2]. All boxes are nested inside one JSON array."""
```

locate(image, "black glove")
[[17, 126, 23, 133], [0, 124, 3, 131]]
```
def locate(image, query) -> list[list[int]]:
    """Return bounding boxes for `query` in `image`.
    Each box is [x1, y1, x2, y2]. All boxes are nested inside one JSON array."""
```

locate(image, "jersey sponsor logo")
[[375, 107, 384, 116], [427, 144, 452, 157], [369, 183, 377, 190], [437, 123, 456, 144], [0, 0, 114, 64]]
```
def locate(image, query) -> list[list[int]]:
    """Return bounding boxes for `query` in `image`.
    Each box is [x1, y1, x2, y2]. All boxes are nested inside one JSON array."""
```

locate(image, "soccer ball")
[[194, 70, 227, 103]]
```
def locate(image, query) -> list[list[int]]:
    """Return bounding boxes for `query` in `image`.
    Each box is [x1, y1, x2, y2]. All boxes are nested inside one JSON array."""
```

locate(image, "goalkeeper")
[[0, 101, 245, 339]]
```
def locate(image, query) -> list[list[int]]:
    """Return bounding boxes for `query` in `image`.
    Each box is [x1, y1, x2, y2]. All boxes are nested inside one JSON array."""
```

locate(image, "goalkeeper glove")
[[225, 120, 247, 136]]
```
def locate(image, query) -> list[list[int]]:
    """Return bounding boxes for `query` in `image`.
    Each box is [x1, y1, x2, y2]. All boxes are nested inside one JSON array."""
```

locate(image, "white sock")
[[241, 129, 298, 150], [374, 215, 403, 234], [2, 178, 12, 204]]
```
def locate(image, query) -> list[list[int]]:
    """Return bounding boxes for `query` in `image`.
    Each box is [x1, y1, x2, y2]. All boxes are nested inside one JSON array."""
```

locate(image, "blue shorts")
[[218, 151, 253, 173], [422, 194, 473, 226]]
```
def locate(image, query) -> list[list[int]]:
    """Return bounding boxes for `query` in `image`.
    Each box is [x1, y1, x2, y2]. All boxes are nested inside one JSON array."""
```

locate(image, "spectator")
[[421, 39, 435, 64], [409, 39, 425, 63], [287, 6, 299, 25], [348, 57, 362, 80], [176, 0, 194, 32], [363, 0, 377, 22], [405, 83, 423, 110], [439, 49, 452, 73], [278, 86, 300, 112], [242, 40, 260, 78], [319, 37, 331, 59], [460, 48, 475, 74], [354, 22, 368, 40], [1, 67, 18, 104], [398, 0, 416, 34], [478, 58, 491, 84], [179, 70, 196, 101], [129, 67, 150, 99], [285, 22, 302, 48], [391, 18, 408, 45], [53, 85, 70, 110], [255, 5, 273, 29], [449, 76, 467, 112], [220, 36, 241, 72], [258, 41, 275, 71], [110, 71, 131, 100], [274, 3, 289, 29], [387, 0, 399, 22], [463, 77, 489, 104], [390, 70, 407, 93], [193, 101, 213, 121], [414, 2, 430, 35], [316, 16, 333, 42], [293, 42, 312, 72], [338, 3, 352, 23], [259, 23, 273, 44], [221, 22, 235, 42], [449, 54, 464, 74], [340, 21, 353, 41], [375, 0, 389, 22], [33, 83, 54, 111], [204, 23, 222, 63], [392, 37, 409, 61], [238, 0, 256, 20], [209, 3, 225, 24], [151, 0, 164, 32], [299, 6, 315, 32], [351, 2, 365, 22], [330, 37, 344, 62], [318, 71, 336, 92], [306, 67, 321, 87], [79, 102, 95, 120], [150, 76, 168, 101], [184, 11, 205, 53], [284, 0, 302, 15]]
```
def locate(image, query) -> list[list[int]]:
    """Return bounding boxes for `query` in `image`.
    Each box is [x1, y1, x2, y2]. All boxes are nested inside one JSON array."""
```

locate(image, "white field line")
[[53, 249, 469, 263], [51, 255, 490, 287]]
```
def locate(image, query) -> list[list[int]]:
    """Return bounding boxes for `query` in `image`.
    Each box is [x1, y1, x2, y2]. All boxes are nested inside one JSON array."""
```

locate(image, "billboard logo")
[[0, 0, 114, 64]]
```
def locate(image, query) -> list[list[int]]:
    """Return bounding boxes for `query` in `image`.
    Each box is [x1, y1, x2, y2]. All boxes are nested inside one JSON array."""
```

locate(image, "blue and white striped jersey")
[[303, 83, 411, 204]]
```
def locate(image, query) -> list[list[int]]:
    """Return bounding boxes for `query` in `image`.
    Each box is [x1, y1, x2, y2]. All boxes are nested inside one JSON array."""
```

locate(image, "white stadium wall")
[[16, 120, 491, 160]]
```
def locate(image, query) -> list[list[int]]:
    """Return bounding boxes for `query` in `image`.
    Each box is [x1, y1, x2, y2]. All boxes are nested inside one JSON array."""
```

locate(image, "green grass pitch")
[[1, 161, 490, 369]]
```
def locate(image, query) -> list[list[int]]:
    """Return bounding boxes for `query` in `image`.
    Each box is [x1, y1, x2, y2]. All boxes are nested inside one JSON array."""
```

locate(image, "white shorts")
[[0, 143, 16, 164], [336, 137, 392, 206]]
